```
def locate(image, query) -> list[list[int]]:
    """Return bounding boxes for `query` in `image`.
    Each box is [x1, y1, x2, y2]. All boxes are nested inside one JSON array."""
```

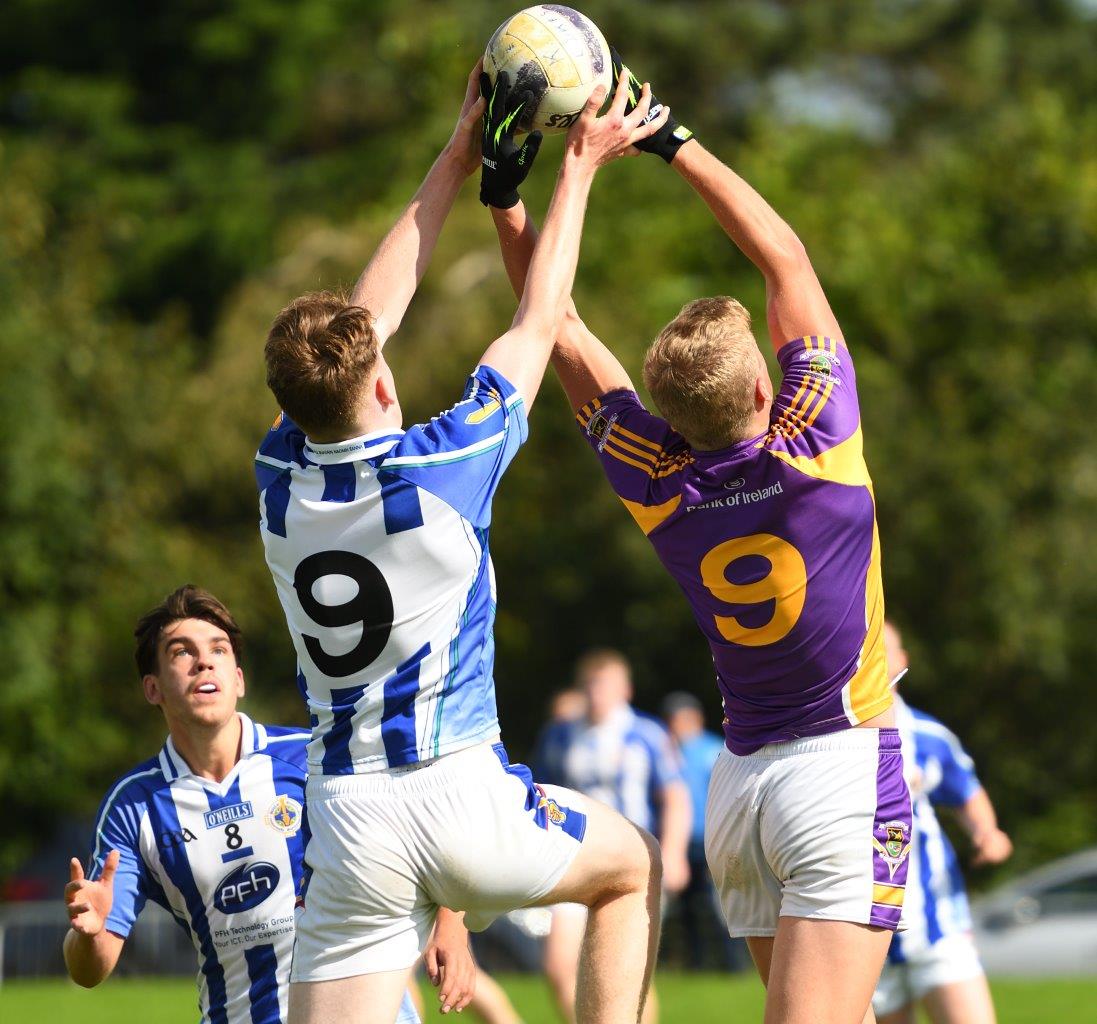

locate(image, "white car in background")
[[973, 847, 1097, 975]]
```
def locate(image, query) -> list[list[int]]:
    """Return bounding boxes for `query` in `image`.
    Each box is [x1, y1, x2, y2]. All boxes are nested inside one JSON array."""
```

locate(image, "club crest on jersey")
[[465, 398, 501, 425], [538, 795, 568, 827], [204, 801, 254, 830], [264, 794, 303, 836], [872, 820, 912, 880], [587, 411, 617, 452]]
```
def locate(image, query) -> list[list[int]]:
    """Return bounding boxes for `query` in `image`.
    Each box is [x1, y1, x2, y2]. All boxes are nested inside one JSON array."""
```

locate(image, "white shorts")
[[873, 932, 985, 1015], [704, 728, 911, 938], [291, 741, 586, 982]]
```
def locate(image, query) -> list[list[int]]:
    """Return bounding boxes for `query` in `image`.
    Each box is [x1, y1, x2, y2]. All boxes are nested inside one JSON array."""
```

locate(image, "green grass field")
[[2, 975, 1095, 1023]]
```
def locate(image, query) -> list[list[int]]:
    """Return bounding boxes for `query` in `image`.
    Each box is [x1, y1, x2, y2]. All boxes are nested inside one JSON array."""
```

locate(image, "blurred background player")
[[61, 585, 468, 1024], [873, 621, 1013, 1024], [256, 66, 671, 1024], [662, 691, 742, 971], [535, 649, 691, 1023], [488, 46, 911, 1024]]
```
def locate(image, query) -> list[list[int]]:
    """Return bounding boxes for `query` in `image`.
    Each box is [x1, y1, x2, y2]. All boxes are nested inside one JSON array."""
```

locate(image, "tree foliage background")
[[2, 0, 1095, 883]]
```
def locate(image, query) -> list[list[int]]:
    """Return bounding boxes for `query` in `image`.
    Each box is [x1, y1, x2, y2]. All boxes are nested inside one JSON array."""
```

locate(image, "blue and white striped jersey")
[[86, 713, 418, 1024], [534, 706, 684, 834], [255, 366, 526, 776], [889, 697, 983, 961]]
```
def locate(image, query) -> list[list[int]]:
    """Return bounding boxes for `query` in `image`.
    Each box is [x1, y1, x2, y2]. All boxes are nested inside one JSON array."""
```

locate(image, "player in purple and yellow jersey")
[[487, 48, 911, 1024]]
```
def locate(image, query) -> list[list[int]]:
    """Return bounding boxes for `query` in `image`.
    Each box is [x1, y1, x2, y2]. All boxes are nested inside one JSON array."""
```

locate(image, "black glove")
[[610, 47, 694, 163], [479, 70, 544, 209]]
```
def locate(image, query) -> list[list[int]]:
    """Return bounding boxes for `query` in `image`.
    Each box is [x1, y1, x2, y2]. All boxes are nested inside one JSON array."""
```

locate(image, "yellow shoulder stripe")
[[620, 493, 682, 535], [606, 428, 660, 467], [764, 426, 870, 487], [613, 422, 663, 453]]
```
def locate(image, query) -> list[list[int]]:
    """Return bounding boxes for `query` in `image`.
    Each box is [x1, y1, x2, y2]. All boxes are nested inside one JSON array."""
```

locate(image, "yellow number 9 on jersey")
[[699, 533, 807, 647]]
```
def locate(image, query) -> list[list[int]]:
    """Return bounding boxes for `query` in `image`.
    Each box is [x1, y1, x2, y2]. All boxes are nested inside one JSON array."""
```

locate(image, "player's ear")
[[375, 365, 398, 412], [755, 370, 773, 409], [234, 666, 245, 698], [142, 674, 163, 707]]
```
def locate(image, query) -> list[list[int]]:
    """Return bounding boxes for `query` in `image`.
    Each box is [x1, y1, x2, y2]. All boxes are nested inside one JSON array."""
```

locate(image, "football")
[[483, 5, 612, 135]]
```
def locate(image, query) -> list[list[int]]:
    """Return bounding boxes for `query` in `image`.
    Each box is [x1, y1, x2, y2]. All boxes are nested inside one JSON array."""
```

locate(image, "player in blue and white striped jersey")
[[534, 649, 691, 1024], [256, 66, 672, 1024], [873, 622, 1013, 1024], [63, 586, 473, 1024]]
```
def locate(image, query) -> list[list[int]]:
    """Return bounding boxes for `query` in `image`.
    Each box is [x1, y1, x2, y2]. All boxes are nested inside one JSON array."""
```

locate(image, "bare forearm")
[[492, 203, 632, 408], [514, 157, 594, 337], [491, 203, 538, 302], [674, 142, 840, 346], [349, 149, 469, 343], [673, 142, 805, 280], [64, 928, 122, 987], [958, 788, 999, 839]]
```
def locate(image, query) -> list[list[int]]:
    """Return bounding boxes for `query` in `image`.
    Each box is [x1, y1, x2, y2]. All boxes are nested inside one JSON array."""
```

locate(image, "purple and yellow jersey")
[[577, 336, 889, 755]]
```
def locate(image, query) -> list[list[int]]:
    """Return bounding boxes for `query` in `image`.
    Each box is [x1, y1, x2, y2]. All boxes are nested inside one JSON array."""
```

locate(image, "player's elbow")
[[70, 970, 103, 989], [63, 931, 116, 987], [768, 231, 811, 278]]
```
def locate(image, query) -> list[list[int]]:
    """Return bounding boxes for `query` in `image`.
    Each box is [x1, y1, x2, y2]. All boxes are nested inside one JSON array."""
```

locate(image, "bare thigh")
[[288, 969, 411, 1024], [540, 793, 659, 907], [922, 975, 997, 1024], [751, 917, 891, 1024]]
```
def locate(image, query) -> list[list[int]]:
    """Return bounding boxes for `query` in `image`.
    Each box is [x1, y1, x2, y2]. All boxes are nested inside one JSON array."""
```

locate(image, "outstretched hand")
[[564, 67, 671, 169], [65, 850, 118, 936], [609, 47, 694, 163], [479, 70, 544, 208]]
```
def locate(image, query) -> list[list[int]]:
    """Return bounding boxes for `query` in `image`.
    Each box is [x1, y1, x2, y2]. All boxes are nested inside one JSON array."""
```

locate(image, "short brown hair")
[[643, 296, 761, 449], [134, 585, 243, 677], [573, 647, 631, 685], [264, 290, 379, 438]]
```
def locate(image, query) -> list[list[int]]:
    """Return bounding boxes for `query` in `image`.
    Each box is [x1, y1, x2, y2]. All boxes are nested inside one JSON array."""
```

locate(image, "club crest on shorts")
[[872, 819, 912, 879], [264, 794, 303, 836], [538, 794, 568, 826], [807, 353, 832, 379]]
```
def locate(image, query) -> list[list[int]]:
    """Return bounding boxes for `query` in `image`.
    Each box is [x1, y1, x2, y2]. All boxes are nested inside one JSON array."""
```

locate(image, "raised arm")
[[490, 200, 634, 412], [348, 63, 486, 346], [478, 70, 667, 408], [671, 144, 842, 353], [606, 49, 842, 353]]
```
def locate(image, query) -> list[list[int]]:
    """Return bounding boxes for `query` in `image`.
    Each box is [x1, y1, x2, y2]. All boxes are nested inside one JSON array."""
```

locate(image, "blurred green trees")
[[1, 0, 1094, 880]]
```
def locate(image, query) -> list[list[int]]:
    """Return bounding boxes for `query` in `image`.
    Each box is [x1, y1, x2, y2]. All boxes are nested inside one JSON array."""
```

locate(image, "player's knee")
[[607, 823, 661, 898]]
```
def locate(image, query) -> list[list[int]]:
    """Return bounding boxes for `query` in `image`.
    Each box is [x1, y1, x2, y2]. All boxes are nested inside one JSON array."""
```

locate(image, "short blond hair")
[[264, 290, 379, 439], [642, 296, 761, 449]]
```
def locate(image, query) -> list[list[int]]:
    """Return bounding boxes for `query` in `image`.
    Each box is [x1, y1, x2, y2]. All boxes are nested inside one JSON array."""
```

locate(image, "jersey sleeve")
[[380, 365, 528, 529], [86, 784, 153, 939], [765, 336, 865, 481], [576, 390, 691, 536], [921, 717, 982, 807], [254, 413, 310, 540]]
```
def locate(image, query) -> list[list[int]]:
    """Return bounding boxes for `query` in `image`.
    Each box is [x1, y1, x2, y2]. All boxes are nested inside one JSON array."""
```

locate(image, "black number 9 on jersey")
[[293, 551, 393, 677]]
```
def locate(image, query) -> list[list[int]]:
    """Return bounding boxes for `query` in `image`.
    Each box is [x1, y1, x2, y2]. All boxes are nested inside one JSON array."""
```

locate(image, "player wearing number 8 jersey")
[[255, 65, 671, 1024], [488, 49, 913, 1024], [61, 585, 442, 1024]]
